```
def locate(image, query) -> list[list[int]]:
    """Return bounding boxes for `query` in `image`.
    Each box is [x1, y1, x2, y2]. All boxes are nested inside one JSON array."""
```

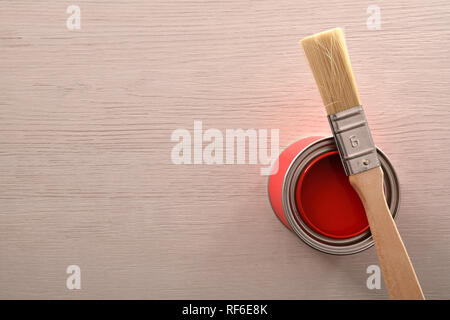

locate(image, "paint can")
[[268, 136, 400, 255]]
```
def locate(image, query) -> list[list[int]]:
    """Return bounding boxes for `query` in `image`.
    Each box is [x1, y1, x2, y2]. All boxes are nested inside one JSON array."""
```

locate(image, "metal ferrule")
[[327, 105, 380, 176]]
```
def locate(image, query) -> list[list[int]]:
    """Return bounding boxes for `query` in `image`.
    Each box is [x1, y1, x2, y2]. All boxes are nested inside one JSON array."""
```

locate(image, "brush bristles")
[[301, 28, 361, 115]]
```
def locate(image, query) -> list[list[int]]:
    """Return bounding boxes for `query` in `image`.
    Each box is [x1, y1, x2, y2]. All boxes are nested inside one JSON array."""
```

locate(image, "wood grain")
[[350, 167, 424, 299], [1, 0, 450, 299]]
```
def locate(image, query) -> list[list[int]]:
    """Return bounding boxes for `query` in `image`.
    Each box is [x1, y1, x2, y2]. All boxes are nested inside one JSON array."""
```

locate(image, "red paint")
[[268, 137, 321, 229], [295, 151, 369, 239]]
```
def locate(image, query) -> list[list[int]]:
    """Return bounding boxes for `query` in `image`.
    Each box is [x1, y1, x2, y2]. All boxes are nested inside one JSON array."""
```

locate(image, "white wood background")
[[1, 0, 449, 299]]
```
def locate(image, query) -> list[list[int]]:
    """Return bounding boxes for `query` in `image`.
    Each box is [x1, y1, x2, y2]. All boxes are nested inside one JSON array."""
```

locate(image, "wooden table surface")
[[1, 0, 449, 299]]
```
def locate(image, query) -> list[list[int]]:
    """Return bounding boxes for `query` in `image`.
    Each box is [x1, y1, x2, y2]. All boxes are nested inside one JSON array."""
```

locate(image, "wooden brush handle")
[[349, 167, 424, 300]]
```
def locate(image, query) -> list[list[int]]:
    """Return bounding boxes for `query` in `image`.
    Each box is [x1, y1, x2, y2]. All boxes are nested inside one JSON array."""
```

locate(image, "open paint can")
[[268, 136, 400, 255]]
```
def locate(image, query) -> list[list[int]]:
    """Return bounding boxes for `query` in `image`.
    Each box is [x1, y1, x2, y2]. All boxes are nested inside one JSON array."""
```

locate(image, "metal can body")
[[268, 136, 400, 255]]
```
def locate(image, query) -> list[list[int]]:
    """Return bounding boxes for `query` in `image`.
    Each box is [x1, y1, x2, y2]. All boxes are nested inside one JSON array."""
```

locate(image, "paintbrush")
[[301, 28, 424, 300]]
